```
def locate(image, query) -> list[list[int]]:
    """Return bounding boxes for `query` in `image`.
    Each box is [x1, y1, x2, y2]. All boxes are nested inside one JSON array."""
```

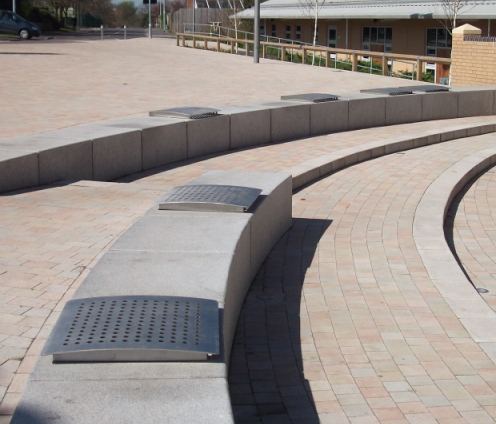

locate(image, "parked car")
[[0, 10, 41, 39]]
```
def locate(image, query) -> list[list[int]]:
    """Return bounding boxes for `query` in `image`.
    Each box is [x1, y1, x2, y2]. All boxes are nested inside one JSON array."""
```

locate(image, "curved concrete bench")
[[13, 124, 496, 423], [413, 137, 496, 363], [11, 170, 292, 424], [8, 87, 496, 423], [288, 119, 496, 190], [0, 86, 495, 194]]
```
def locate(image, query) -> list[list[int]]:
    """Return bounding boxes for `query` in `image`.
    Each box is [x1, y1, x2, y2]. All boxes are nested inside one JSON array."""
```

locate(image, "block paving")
[[447, 166, 496, 312], [230, 135, 496, 423], [2, 36, 496, 424]]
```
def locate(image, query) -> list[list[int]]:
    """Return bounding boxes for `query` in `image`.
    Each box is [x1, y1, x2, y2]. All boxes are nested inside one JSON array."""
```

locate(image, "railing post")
[[100, 25, 103, 40], [124, 25, 127, 40], [176, 34, 180, 46], [262, 44, 266, 59], [325, 49, 330, 68], [382, 54, 388, 76], [204, 37, 207, 50], [246, 40, 249, 56], [352, 51, 358, 72], [231, 40, 235, 54], [192, 36, 196, 48], [217, 39, 220, 52], [281, 45, 286, 61], [182, 34, 185, 47], [416, 57, 423, 81], [302, 47, 306, 64]]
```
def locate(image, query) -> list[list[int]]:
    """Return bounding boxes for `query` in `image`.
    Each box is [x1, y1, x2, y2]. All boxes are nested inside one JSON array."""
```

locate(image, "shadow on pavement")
[[229, 217, 332, 423]]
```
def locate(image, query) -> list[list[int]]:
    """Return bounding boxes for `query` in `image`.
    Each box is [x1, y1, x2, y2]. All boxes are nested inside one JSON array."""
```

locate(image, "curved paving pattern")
[[1, 118, 496, 422], [447, 166, 496, 312], [230, 135, 496, 424]]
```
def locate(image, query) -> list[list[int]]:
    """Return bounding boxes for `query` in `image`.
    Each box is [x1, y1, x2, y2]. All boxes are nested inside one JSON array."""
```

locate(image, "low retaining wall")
[[413, 139, 496, 362], [11, 117, 496, 424], [1, 86, 495, 194], [7, 85, 496, 423], [11, 171, 293, 423], [288, 119, 496, 190]]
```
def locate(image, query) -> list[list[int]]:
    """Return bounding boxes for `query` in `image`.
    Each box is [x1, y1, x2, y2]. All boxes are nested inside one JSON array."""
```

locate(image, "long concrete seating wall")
[[8, 85, 496, 423], [11, 170, 293, 423], [1, 86, 495, 194]]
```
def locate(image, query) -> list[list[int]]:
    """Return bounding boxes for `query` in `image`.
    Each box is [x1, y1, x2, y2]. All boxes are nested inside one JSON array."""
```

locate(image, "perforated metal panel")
[[281, 93, 339, 103], [400, 85, 450, 93], [149, 107, 220, 119], [360, 87, 413, 96], [42, 296, 219, 362], [158, 184, 262, 213]]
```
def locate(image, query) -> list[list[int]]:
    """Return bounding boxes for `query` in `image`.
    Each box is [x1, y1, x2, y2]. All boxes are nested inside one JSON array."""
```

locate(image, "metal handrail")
[[182, 23, 313, 47]]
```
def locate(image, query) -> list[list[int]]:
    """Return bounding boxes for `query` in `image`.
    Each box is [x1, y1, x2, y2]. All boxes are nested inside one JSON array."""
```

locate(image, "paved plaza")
[[0, 37, 415, 141], [2, 36, 496, 423]]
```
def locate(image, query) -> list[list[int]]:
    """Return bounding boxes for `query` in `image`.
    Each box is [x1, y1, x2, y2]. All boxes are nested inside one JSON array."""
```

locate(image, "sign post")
[[144, 0, 157, 38], [254, 0, 260, 63]]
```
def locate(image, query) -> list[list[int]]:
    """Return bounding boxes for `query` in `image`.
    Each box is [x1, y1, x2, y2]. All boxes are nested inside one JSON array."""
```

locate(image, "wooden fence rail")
[[176, 33, 451, 81]]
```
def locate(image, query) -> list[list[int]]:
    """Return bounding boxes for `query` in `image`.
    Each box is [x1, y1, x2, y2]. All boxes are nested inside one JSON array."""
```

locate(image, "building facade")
[[238, 1, 496, 58]]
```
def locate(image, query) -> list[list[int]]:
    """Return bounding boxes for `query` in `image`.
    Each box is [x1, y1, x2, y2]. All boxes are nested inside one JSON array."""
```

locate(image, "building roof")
[[236, 0, 496, 20]]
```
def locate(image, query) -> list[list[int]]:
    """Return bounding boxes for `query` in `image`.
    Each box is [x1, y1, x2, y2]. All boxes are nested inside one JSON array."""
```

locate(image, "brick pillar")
[[451, 24, 481, 86]]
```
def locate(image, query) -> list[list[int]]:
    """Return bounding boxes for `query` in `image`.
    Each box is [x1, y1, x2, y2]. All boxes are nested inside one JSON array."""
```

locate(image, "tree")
[[136, 3, 160, 28], [298, 0, 325, 65], [437, 0, 478, 34], [226, 0, 253, 53], [165, 0, 185, 13], [81, 0, 115, 25], [115, 1, 138, 27]]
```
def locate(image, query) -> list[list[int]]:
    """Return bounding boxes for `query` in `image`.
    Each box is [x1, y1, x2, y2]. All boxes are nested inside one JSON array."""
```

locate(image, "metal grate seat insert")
[[158, 184, 262, 213], [42, 296, 219, 362], [360, 87, 414, 96], [400, 85, 450, 93], [281, 93, 339, 103], [149, 107, 220, 119]]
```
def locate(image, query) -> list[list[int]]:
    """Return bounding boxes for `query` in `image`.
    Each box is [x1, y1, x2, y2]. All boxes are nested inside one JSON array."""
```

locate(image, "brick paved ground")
[[2, 36, 496, 424], [230, 135, 496, 424], [0, 37, 416, 141], [447, 167, 496, 313]]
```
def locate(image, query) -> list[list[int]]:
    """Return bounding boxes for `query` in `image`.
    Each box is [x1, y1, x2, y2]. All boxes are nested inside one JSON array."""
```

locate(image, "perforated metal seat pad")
[[158, 184, 262, 212], [42, 296, 219, 360]]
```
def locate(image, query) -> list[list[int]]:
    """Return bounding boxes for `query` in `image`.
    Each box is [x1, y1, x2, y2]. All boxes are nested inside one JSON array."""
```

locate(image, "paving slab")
[[0, 38, 428, 141], [3, 35, 496, 424]]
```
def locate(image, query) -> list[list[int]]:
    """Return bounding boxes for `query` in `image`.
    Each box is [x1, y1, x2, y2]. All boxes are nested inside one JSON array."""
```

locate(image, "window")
[[362, 26, 392, 52], [385, 27, 392, 44], [370, 27, 377, 43], [378, 27, 385, 43], [362, 27, 370, 43], [1, 11, 14, 21], [328, 26, 337, 48], [260, 24, 265, 36], [296, 25, 301, 40], [426, 27, 452, 56], [286, 25, 291, 39], [271, 24, 276, 37]]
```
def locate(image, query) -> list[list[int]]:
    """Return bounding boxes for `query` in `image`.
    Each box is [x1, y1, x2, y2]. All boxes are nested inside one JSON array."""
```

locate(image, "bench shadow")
[[229, 217, 332, 423]]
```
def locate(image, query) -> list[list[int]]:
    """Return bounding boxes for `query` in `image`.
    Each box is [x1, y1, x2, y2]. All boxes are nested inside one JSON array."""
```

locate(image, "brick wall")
[[451, 34, 496, 86]]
